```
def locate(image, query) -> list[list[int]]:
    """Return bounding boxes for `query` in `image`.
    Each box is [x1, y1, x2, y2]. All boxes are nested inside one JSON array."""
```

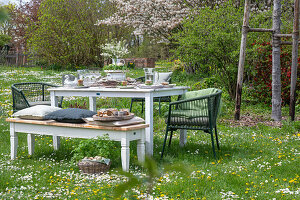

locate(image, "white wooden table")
[[49, 86, 189, 155], [6, 118, 148, 171]]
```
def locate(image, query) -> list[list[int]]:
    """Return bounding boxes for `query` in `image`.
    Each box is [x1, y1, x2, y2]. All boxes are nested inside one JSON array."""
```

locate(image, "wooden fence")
[[0, 52, 28, 66]]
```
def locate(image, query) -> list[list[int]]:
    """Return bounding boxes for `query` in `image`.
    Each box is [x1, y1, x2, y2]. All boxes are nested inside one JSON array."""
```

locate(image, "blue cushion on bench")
[[44, 108, 97, 123]]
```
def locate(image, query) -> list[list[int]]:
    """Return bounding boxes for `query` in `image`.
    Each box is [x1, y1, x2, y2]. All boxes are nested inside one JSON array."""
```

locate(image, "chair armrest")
[[169, 92, 220, 106], [43, 83, 63, 107], [166, 76, 172, 83], [11, 85, 30, 112]]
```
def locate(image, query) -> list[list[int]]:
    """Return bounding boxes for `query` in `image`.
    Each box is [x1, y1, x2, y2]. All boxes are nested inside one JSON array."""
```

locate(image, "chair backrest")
[[154, 72, 172, 84], [183, 88, 221, 113], [12, 82, 59, 113], [169, 88, 222, 129], [180, 88, 220, 108], [12, 82, 54, 101]]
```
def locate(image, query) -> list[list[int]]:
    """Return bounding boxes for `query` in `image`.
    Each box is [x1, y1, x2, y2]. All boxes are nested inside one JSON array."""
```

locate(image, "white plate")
[[163, 84, 176, 88], [73, 86, 89, 89], [137, 84, 164, 89], [118, 86, 136, 89]]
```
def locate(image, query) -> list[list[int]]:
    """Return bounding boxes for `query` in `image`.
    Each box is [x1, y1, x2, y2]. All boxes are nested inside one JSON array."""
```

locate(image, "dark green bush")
[[171, 2, 243, 99], [28, 0, 130, 67]]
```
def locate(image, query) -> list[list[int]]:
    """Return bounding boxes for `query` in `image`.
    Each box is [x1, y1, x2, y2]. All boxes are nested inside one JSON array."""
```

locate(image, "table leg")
[[10, 123, 17, 160], [144, 93, 154, 156], [50, 91, 61, 150], [89, 97, 97, 112], [121, 138, 130, 171], [180, 129, 187, 147], [53, 136, 60, 150], [27, 134, 35, 155], [50, 91, 59, 107], [179, 89, 189, 147], [137, 129, 145, 163]]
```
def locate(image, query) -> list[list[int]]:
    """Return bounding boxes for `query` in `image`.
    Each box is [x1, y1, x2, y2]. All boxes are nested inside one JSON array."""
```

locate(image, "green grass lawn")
[[0, 66, 299, 199]]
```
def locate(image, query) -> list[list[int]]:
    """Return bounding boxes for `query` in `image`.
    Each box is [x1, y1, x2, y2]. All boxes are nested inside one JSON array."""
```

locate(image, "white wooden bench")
[[6, 118, 148, 171]]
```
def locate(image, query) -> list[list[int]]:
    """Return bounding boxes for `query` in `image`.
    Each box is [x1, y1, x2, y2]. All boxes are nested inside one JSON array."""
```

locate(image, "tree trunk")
[[235, 0, 250, 120], [15, 47, 19, 67], [290, 0, 299, 121], [272, 0, 282, 121]]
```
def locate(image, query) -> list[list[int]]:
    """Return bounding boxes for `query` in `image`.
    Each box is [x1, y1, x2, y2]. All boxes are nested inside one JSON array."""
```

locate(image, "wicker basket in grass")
[[78, 160, 111, 174]]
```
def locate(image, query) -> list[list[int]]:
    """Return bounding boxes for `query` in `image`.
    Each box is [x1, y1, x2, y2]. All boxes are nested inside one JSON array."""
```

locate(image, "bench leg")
[[121, 138, 130, 171], [53, 136, 60, 150], [10, 123, 17, 160], [137, 130, 145, 163], [27, 134, 35, 156]]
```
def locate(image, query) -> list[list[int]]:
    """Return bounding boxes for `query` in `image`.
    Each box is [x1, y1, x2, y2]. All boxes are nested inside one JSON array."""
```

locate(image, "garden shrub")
[[171, 2, 244, 99], [28, 0, 131, 68], [251, 42, 300, 105], [128, 35, 170, 60], [0, 34, 11, 47]]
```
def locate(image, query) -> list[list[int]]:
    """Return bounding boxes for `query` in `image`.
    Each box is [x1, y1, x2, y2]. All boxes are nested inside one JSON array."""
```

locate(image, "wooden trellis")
[[235, 0, 299, 121]]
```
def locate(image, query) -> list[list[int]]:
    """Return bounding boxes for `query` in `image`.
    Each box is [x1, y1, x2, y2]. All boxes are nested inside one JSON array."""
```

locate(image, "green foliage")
[[155, 60, 174, 72], [28, 0, 130, 68], [0, 6, 9, 23], [71, 135, 117, 162], [48, 63, 64, 71], [171, 59, 185, 72], [128, 35, 169, 60], [114, 156, 192, 198], [0, 34, 11, 47], [171, 2, 243, 99], [103, 63, 127, 71]]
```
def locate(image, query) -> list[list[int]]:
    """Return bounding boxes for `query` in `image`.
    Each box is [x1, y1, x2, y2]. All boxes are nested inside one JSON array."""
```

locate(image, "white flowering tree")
[[97, 1, 276, 42], [96, 0, 198, 41]]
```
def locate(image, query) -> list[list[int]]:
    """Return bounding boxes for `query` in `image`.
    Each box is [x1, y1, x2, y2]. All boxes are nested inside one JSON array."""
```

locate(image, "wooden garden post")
[[272, 0, 282, 121], [290, 0, 299, 121], [235, 0, 298, 122], [235, 0, 250, 120], [15, 47, 19, 67]]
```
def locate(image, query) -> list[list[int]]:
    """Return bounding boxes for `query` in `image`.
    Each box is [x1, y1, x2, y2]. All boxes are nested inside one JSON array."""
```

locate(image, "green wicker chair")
[[12, 82, 63, 113], [161, 88, 222, 159], [130, 74, 172, 114]]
